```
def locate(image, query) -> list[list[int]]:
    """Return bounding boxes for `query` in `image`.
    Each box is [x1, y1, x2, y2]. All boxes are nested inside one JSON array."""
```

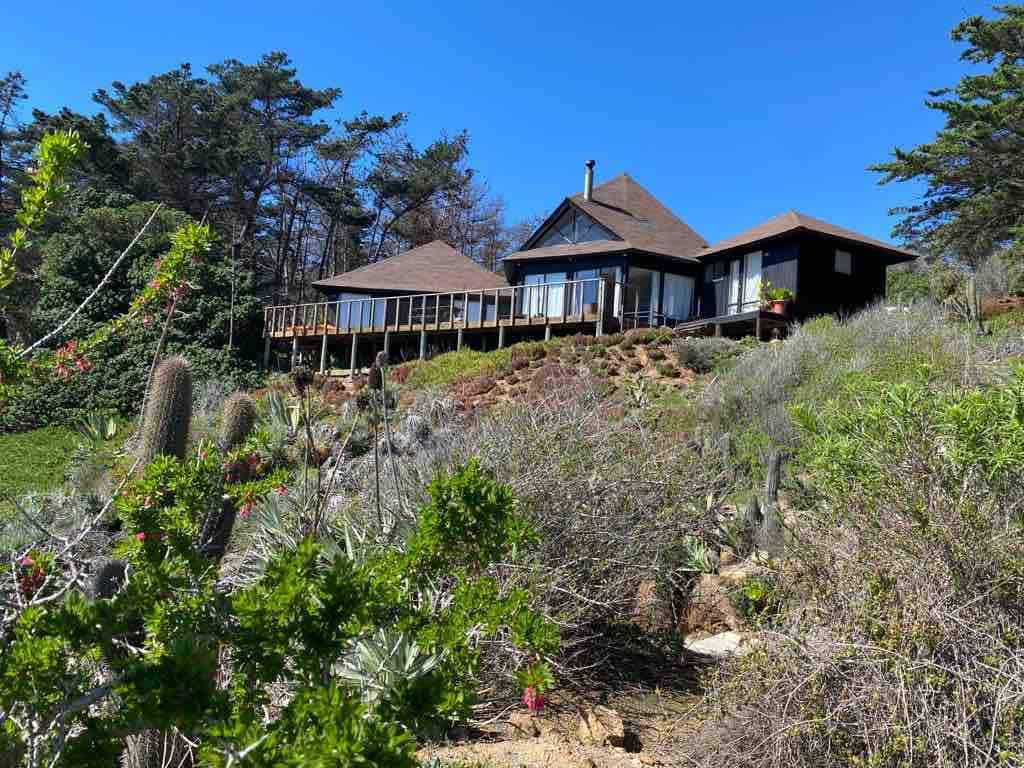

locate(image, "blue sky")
[[5, 0, 993, 245]]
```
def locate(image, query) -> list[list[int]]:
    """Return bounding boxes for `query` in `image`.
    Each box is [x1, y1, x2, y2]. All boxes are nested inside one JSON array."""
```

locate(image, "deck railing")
[[263, 277, 624, 338]]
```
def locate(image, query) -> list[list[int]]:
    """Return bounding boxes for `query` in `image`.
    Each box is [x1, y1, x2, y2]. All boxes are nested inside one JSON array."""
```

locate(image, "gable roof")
[[505, 173, 707, 263], [698, 210, 918, 262], [312, 240, 508, 294]]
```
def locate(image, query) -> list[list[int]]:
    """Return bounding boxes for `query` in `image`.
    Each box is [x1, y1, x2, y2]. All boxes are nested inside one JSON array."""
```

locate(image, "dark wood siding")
[[796, 235, 887, 318], [698, 238, 799, 319]]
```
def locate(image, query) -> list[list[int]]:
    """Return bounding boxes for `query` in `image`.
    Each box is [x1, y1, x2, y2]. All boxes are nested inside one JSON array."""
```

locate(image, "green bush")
[[0, 455, 557, 763], [705, 368, 1024, 766], [674, 336, 744, 374]]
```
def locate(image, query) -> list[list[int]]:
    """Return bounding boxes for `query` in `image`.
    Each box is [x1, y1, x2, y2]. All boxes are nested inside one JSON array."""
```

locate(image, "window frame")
[[835, 249, 853, 275]]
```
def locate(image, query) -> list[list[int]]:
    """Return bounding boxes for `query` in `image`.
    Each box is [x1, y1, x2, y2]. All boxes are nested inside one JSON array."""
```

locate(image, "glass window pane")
[[663, 274, 694, 321], [742, 251, 762, 311]]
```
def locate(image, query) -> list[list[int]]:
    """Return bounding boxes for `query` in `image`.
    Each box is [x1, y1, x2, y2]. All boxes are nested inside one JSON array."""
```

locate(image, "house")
[[262, 162, 916, 371], [502, 161, 917, 338]]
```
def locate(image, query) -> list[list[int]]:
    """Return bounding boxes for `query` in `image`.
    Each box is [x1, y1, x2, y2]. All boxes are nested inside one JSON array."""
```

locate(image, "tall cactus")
[[138, 356, 193, 464], [201, 392, 257, 559], [219, 392, 257, 451]]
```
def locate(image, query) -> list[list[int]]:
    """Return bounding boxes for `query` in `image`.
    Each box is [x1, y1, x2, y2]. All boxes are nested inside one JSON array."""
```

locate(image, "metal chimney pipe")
[[583, 160, 595, 201]]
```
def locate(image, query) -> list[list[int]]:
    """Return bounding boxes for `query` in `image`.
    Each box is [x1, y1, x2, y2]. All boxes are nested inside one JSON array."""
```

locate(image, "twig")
[[21, 204, 164, 357]]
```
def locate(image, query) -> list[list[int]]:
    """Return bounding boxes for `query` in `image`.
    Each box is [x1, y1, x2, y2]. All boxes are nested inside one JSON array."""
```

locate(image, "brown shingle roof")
[[698, 210, 918, 261], [504, 173, 707, 263], [312, 240, 508, 294], [500, 240, 632, 263]]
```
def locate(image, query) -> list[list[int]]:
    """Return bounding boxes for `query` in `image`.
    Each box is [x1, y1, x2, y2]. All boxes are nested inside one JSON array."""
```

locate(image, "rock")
[[639, 756, 659, 765], [577, 705, 625, 748], [719, 546, 737, 566], [631, 580, 672, 633], [505, 711, 542, 739], [684, 630, 748, 659], [682, 574, 742, 635]]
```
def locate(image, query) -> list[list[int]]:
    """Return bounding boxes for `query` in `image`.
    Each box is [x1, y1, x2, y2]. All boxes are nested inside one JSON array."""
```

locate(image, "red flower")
[[522, 686, 545, 713], [20, 554, 34, 567], [55, 363, 70, 379], [246, 454, 259, 469], [275, 485, 287, 497], [153, 259, 162, 270], [136, 532, 146, 541], [142, 314, 154, 328], [239, 501, 254, 519], [75, 357, 91, 373]]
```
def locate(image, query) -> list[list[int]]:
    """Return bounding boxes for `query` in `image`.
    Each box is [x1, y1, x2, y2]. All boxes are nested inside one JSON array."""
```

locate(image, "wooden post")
[[479, 292, 485, 329], [498, 325, 506, 349], [320, 331, 328, 374], [544, 325, 551, 341], [263, 335, 271, 369], [435, 294, 441, 330], [462, 291, 469, 329], [755, 313, 762, 341], [760, 450, 785, 555], [714, 323, 723, 337], [369, 298, 375, 332], [383, 330, 390, 357], [457, 327, 464, 350], [596, 277, 606, 337], [419, 329, 427, 360], [510, 287, 517, 327], [349, 334, 358, 380], [291, 336, 299, 367]]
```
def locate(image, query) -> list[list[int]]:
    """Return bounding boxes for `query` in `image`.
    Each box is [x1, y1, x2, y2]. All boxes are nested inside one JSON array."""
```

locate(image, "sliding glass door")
[[725, 251, 762, 315]]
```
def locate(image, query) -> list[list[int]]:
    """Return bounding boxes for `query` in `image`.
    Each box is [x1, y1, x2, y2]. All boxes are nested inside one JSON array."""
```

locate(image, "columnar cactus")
[[138, 356, 193, 464], [219, 392, 257, 451]]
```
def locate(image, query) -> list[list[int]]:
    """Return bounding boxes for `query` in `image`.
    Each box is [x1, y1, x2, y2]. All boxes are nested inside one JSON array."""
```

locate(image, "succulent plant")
[[219, 392, 256, 451], [137, 356, 192, 464]]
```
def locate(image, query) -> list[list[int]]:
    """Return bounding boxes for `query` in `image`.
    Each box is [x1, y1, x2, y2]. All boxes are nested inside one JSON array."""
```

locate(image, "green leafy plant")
[[75, 410, 120, 442], [0, 129, 86, 289], [759, 281, 794, 303]]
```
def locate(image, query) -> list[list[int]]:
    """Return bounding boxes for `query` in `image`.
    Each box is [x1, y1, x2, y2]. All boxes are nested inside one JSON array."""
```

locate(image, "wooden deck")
[[673, 308, 790, 339], [262, 278, 794, 373], [266, 311, 604, 340]]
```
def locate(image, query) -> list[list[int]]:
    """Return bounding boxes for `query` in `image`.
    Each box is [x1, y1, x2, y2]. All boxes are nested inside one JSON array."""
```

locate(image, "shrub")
[[656, 362, 680, 378], [329, 380, 726, 688], [701, 303, 992, 478], [627, 360, 643, 373], [646, 347, 666, 362], [0, 453, 557, 763], [674, 336, 744, 374], [703, 370, 1024, 766]]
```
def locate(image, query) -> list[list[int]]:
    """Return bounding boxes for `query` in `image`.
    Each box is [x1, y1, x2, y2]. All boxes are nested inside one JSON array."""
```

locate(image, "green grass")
[[399, 340, 559, 390], [0, 426, 80, 504]]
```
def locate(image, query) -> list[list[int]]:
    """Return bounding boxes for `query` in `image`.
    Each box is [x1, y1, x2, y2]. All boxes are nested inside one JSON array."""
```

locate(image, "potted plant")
[[759, 282, 794, 315]]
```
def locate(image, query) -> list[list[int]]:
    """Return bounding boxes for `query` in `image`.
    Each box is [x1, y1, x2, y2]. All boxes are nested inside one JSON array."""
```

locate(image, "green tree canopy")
[[872, 4, 1024, 277]]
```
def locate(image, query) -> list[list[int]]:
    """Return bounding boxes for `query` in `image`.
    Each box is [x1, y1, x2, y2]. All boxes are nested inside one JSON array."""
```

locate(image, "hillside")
[[3, 302, 1024, 767]]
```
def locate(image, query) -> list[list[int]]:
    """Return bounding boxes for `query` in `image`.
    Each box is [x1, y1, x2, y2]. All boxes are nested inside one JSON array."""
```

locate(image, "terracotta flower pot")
[[768, 299, 790, 315]]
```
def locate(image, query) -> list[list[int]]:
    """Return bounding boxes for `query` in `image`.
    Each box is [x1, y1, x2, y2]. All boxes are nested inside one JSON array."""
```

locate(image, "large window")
[[536, 209, 617, 248], [521, 272, 567, 317], [724, 251, 763, 314], [663, 273, 695, 321]]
